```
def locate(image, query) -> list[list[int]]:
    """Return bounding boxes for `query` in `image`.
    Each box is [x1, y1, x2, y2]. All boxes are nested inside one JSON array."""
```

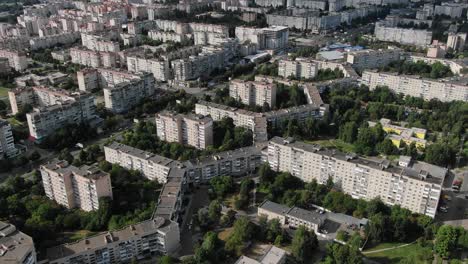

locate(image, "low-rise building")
[[265, 137, 447, 217], [361, 70, 468, 102], [0, 221, 36, 264], [235, 246, 287, 264], [156, 112, 214, 149], [369, 118, 427, 149], [45, 217, 180, 264], [229, 79, 277, 107], [40, 160, 113, 212]]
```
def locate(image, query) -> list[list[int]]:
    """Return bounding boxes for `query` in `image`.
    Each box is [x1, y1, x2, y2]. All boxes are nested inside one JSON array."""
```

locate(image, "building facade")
[[40, 160, 113, 212], [229, 79, 277, 108], [265, 137, 447, 217], [155, 112, 214, 149], [0, 119, 17, 159]]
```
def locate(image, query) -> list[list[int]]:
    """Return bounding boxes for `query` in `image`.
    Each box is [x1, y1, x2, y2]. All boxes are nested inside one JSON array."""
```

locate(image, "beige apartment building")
[[155, 112, 214, 149], [40, 160, 113, 212], [229, 79, 277, 108], [278, 58, 318, 80], [265, 137, 447, 218], [46, 217, 180, 264], [0, 221, 36, 264], [361, 71, 468, 102], [346, 48, 401, 71], [0, 49, 28, 71]]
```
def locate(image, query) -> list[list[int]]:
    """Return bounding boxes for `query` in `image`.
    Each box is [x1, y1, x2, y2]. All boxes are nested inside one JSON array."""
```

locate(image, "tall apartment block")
[[46, 217, 180, 264], [229, 79, 277, 108], [155, 112, 214, 150], [0, 119, 17, 159], [374, 20, 432, 46], [8, 86, 97, 141], [447, 32, 467, 52], [40, 160, 113, 212], [0, 49, 28, 71], [346, 48, 402, 71], [278, 58, 318, 80], [104, 142, 182, 183], [361, 71, 468, 102], [265, 137, 447, 218], [235, 26, 289, 51], [0, 221, 36, 264]]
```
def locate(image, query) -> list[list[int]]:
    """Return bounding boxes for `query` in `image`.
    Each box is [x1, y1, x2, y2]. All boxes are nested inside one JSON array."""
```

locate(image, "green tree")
[[291, 225, 318, 263], [434, 225, 458, 258], [225, 216, 254, 256], [208, 200, 222, 223]]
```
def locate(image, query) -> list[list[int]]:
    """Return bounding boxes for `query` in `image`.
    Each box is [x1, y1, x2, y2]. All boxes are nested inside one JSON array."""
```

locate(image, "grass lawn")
[[218, 227, 233, 241], [305, 139, 355, 153], [364, 243, 430, 264], [0, 87, 9, 98]]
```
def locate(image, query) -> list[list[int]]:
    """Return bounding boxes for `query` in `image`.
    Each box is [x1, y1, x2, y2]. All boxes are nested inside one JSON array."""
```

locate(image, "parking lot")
[[435, 171, 468, 227]]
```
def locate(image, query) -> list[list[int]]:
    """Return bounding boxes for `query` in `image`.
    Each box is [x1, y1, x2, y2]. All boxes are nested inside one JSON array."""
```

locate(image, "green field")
[[364, 242, 432, 264], [0, 87, 9, 98], [304, 139, 355, 153]]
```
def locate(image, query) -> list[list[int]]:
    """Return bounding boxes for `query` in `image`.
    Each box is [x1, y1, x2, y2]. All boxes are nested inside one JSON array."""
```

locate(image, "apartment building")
[[153, 169, 185, 222], [361, 71, 468, 102], [23, 91, 96, 141], [229, 79, 277, 108], [369, 118, 427, 149], [126, 55, 170, 82], [156, 112, 214, 149], [81, 31, 121, 52], [235, 26, 289, 51], [148, 30, 188, 43], [15, 72, 68, 87], [104, 79, 154, 113], [346, 48, 402, 71], [8, 86, 75, 114], [104, 142, 182, 183], [374, 21, 432, 46], [70, 47, 118, 68], [447, 32, 467, 52], [29, 32, 80, 51], [0, 49, 28, 71], [46, 217, 180, 264], [0, 119, 17, 159], [170, 48, 226, 81], [278, 58, 318, 80], [407, 55, 465, 75], [265, 137, 447, 217], [40, 160, 113, 212], [184, 146, 263, 183], [0, 221, 36, 264]]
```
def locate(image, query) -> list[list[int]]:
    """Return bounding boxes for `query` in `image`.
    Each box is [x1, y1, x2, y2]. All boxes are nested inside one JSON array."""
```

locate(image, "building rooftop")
[[41, 160, 110, 181], [287, 206, 326, 226], [259, 200, 291, 216], [106, 142, 179, 167], [0, 221, 34, 262], [46, 217, 177, 261]]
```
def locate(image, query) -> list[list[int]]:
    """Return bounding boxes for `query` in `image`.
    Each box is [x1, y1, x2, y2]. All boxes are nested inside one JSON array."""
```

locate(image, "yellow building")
[[370, 118, 427, 149]]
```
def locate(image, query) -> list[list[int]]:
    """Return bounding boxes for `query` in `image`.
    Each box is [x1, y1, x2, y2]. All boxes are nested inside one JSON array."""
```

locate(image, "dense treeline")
[[381, 60, 453, 79], [39, 123, 97, 151]]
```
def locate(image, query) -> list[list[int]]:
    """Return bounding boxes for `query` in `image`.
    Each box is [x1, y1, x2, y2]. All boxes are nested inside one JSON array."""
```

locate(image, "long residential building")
[[40, 160, 113, 212], [229, 79, 277, 108], [184, 146, 263, 183], [104, 142, 182, 183], [45, 217, 180, 264], [361, 71, 468, 102], [346, 48, 402, 71], [155, 112, 213, 149], [265, 137, 447, 217], [0, 221, 36, 264], [0, 119, 17, 159], [374, 21, 432, 46]]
